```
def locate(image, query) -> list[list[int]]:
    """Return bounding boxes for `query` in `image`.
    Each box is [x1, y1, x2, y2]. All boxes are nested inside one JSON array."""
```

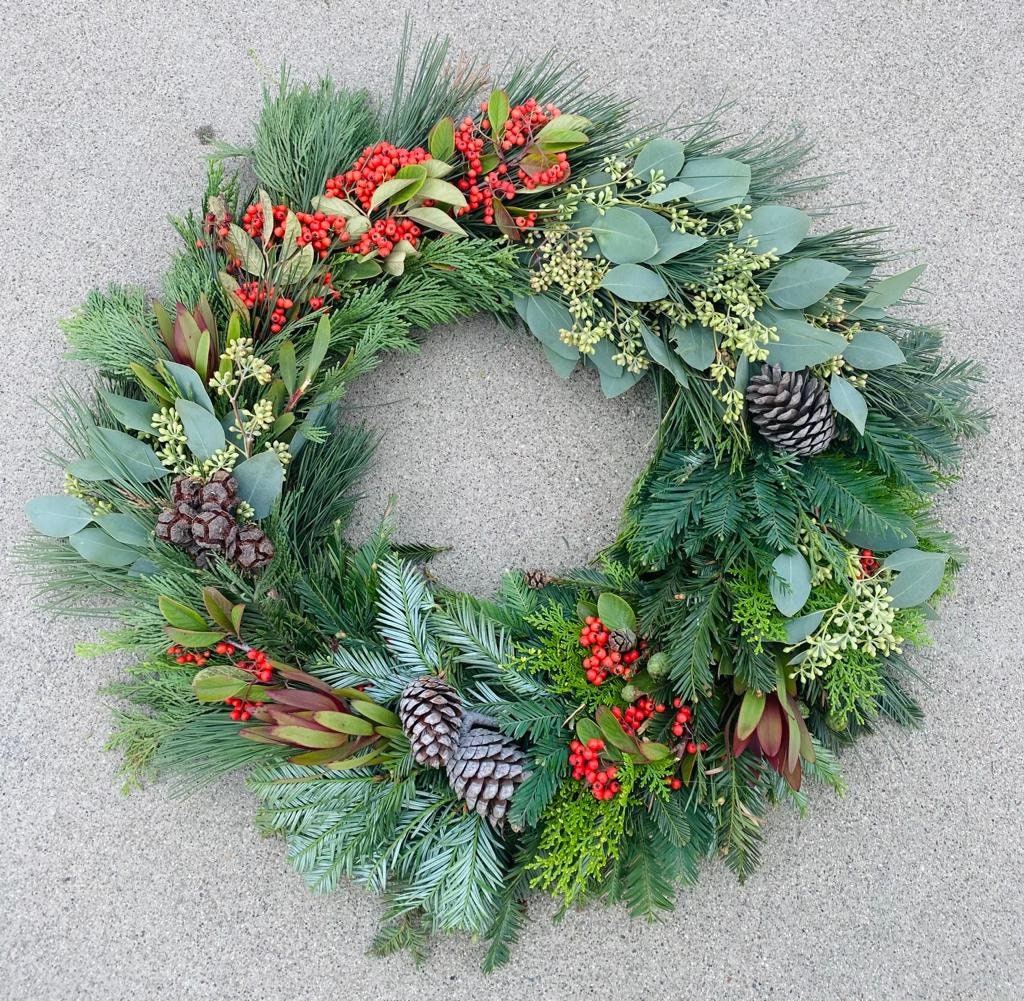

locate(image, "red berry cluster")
[[348, 217, 422, 258], [295, 210, 350, 259], [241, 202, 288, 242], [612, 695, 664, 735], [859, 548, 880, 577], [669, 698, 707, 755], [494, 97, 561, 150], [579, 616, 641, 686], [166, 644, 212, 668], [325, 141, 430, 213], [568, 738, 621, 800]]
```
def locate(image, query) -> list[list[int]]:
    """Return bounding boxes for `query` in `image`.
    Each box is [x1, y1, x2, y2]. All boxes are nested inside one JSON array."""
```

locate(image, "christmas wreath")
[[22, 32, 986, 969]]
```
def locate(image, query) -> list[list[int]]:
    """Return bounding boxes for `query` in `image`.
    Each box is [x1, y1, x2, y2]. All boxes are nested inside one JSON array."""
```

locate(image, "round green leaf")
[[738, 205, 811, 255], [767, 259, 850, 309], [96, 513, 151, 546], [25, 495, 94, 537], [679, 156, 751, 209], [591, 207, 658, 264], [599, 264, 669, 302], [842, 331, 906, 370], [672, 324, 716, 370], [758, 307, 847, 371], [883, 549, 947, 608], [101, 392, 158, 433], [232, 450, 284, 518], [633, 138, 685, 180], [597, 592, 636, 632], [88, 427, 169, 484]]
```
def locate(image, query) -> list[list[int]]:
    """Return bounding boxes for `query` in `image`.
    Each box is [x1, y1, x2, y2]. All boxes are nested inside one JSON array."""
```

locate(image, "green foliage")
[[728, 566, 787, 651], [61, 286, 165, 377], [822, 648, 884, 727]]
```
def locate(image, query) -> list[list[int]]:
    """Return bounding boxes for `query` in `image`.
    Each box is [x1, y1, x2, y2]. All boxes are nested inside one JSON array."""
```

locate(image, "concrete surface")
[[1, 1, 1021, 998]]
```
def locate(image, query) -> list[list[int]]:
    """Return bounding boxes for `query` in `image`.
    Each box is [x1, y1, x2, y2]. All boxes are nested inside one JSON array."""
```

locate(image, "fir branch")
[[375, 557, 439, 673]]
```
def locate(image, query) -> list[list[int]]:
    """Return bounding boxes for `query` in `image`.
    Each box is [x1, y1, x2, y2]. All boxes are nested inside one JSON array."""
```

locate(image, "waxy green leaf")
[[767, 259, 850, 309], [738, 205, 811, 255], [25, 495, 94, 537], [770, 551, 812, 617], [600, 264, 668, 302], [829, 376, 868, 434]]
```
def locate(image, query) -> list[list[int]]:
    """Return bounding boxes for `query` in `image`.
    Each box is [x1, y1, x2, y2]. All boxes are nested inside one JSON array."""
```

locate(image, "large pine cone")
[[446, 715, 528, 828], [225, 523, 275, 572], [155, 503, 197, 546], [200, 470, 238, 511], [399, 677, 463, 767], [745, 363, 837, 457], [191, 508, 236, 550]]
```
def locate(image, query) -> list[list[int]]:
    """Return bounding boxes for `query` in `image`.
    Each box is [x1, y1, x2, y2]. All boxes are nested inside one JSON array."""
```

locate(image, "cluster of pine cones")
[[399, 676, 528, 828], [155, 470, 274, 573]]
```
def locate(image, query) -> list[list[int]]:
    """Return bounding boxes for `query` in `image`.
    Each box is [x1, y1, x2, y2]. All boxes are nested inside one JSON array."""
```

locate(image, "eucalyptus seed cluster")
[[786, 577, 901, 682], [63, 473, 112, 516], [528, 226, 606, 299]]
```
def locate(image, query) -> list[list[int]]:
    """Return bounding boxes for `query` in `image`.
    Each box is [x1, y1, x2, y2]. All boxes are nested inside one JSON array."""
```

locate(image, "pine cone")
[[446, 715, 528, 828], [170, 476, 202, 507], [200, 470, 238, 511], [225, 523, 275, 573], [745, 363, 837, 457], [523, 569, 552, 590], [399, 677, 463, 767], [191, 508, 236, 550], [607, 629, 636, 654], [155, 503, 197, 546]]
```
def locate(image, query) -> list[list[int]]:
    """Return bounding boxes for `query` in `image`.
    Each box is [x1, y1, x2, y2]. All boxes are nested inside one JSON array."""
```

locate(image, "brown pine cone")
[[200, 470, 239, 511], [523, 569, 552, 590], [191, 508, 236, 550], [170, 476, 202, 507], [399, 677, 464, 767], [226, 524, 275, 573], [155, 503, 197, 546], [607, 629, 636, 654], [446, 715, 528, 828]]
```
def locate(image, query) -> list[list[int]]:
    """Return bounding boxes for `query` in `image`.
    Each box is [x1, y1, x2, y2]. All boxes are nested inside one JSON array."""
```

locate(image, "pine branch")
[[376, 557, 439, 673]]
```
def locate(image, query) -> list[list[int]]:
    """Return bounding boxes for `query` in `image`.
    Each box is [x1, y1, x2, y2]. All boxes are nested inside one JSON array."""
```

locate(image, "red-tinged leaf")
[[736, 689, 766, 740], [782, 756, 803, 792], [732, 727, 753, 759], [792, 705, 816, 763], [262, 707, 332, 731], [266, 725, 350, 749], [274, 664, 334, 693], [786, 718, 801, 773], [202, 587, 235, 633], [756, 699, 784, 757], [313, 711, 375, 736], [237, 727, 281, 745], [491, 196, 522, 242], [266, 688, 344, 712], [331, 687, 372, 702]]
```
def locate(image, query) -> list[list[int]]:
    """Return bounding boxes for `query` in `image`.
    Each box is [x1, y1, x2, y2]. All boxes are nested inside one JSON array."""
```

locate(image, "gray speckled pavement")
[[1, 2, 1021, 998]]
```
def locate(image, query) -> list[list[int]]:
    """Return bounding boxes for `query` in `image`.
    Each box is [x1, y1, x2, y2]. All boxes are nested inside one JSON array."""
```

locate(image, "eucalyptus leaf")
[[829, 376, 868, 434], [672, 324, 716, 370], [162, 361, 215, 413], [232, 450, 284, 518], [599, 263, 668, 302], [738, 205, 811, 255], [859, 264, 926, 310], [679, 156, 751, 209], [88, 427, 168, 484], [767, 259, 850, 309], [646, 180, 696, 205], [883, 548, 947, 608], [783, 610, 826, 644], [757, 307, 847, 371], [25, 495, 94, 537], [101, 392, 158, 433], [96, 513, 151, 546], [633, 138, 685, 180], [175, 399, 226, 460], [66, 457, 111, 482], [842, 331, 906, 370], [641, 324, 689, 384], [591, 207, 658, 264], [843, 514, 917, 552], [543, 346, 579, 378], [520, 294, 579, 360], [769, 551, 812, 617], [68, 526, 139, 568]]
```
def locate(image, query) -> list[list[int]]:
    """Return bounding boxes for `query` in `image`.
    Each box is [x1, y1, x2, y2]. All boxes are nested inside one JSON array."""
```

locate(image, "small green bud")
[[647, 651, 669, 678]]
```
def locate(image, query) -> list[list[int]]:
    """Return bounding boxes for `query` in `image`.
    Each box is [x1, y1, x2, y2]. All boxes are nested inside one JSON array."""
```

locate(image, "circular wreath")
[[23, 35, 985, 970]]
